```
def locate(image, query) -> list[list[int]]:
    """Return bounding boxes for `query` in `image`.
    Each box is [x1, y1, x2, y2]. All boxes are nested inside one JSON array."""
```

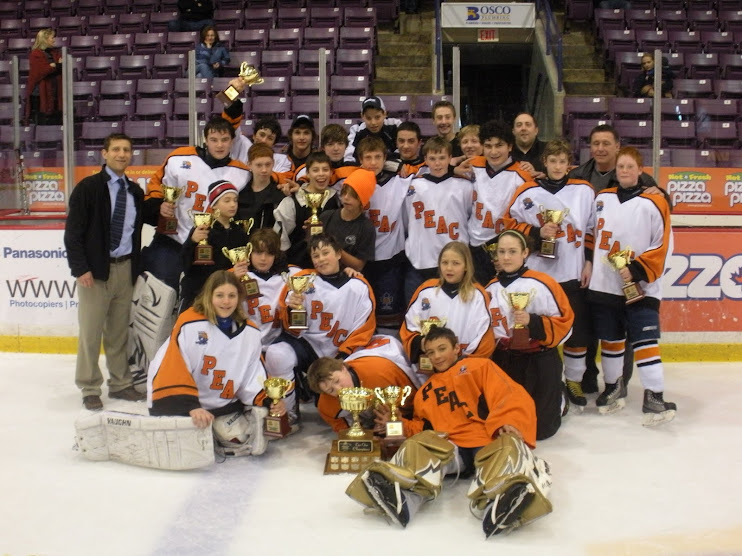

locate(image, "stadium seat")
[[234, 29, 268, 51], [637, 30, 670, 51], [261, 50, 297, 77], [614, 120, 654, 147], [569, 118, 612, 150], [124, 120, 165, 149], [277, 7, 309, 28], [244, 8, 277, 30], [369, 0, 398, 19], [330, 75, 369, 96], [228, 50, 261, 72], [661, 98, 695, 121], [22, 1, 49, 18], [69, 35, 102, 57], [76, 0, 102, 16], [601, 30, 636, 65], [172, 97, 210, 120], [33, 125, 64, 151], [136, 79, 174, 99], [251, 96, 289, 118], [625, 9, 656, 31], [339, 27, 374, 49], [251, 76, 290, 97], [6, 38, 33, 59], [337, 0, 369, 7], [701, 31, 736, 54], [57, 16, 87, 37], [0, 125, 33, 150], [331, 95, 365, 117], [378, 95, 412, 119], [100, 79, 136, 101], [100, 34, 134, 56], [344, 7, 376, 27], [695, 98, 739, 122], [696, 121, 739, 148], [661, 120, 699, 148], [719, 10, 742, 33], [413, 94, 450, 117], [118, 13, 149, 34], [685, 53, 720, 80], [102, 0, 131, 14], [0, 2, 19, 19], [715, 80, 742, 99], [674, 78, 716, 99], [214, 9, 244, 31], [118, 55, 154, 79], [87, 14, 118, 35], [132, 0, 161, 12], [335, 48, 373, 76], [669, 30, 702, 54], [173, 77, 210, 99], [670, 148, 715, 166], [298, 48, 334, 75], [289, 75, 323, 96], [72, 81, 100, 103], [610, 97, 652, 120], [721, 54, 742, 80], [134, 33, 167, 55], [594, 9, 626, 40], [303, 27, 338, 50], [149, 12, 178, 33], [83, 56, 119, 81], [310, 7, 342, 27], [0, 19, 26, 40], [563, 96, 610, 129], [565, 0, 593, 26], [290, 95, 321, 117], [657, 9, 688, 32], [98, 99, 135, 122], [714, 149, 742, 167], [166, 31, 198, 54], [688, 9, 720, 32], [269, 28, 303, 50], [134, 98, 173, 121], [166, 119, 205, 147], [27, 18, 57, 38], [152, 53, 187, 79]]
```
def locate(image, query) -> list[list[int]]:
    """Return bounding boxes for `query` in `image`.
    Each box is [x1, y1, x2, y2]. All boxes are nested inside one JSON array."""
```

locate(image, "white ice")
[[1, 354, 741, 556]]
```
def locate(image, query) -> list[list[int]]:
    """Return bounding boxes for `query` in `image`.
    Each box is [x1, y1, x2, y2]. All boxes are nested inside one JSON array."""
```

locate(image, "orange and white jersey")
[[145, 147, 251, 244], [485, 269, 574, 349], [231, 134, 291, 174], [147, 308, 267, 413], [401, 279, 495, 360], [503, 179, 596, 283], [404, 173, 473, 269], [278, 269, 377, 357], [367, 173, 413, 260], [467, 158, 531, 247], [242, 266, 301, 348], [589, 188, 673, 300]]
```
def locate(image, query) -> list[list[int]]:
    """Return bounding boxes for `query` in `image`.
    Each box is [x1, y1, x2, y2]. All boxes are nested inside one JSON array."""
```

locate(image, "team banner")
[[440, 2, 536, 28]]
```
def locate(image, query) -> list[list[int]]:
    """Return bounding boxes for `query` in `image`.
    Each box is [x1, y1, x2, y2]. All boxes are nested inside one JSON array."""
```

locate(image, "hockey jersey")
[[367, 171, 413, 261], [243, 265, 300, 348]]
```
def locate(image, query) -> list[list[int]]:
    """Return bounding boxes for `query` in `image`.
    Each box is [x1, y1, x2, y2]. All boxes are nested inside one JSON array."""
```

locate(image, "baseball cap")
[[361, 96, 386, 113]]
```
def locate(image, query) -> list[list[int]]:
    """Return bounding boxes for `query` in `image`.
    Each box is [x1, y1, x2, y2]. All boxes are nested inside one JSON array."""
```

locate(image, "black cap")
[[291, 114, 314, 129], [361, 96, 386, 112]]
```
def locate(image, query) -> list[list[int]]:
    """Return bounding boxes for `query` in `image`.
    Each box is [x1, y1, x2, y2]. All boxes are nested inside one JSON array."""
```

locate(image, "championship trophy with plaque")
[[216, 62, 264, 107], [188, 209, 220, 265], [303, 190, 330, 237], [157, 184, 183, 235], [324, 387, 381, 474], [281, 272, 316, 330], [222, 244, 260, 299], [501, 290, 536, 350], [263, 377, 293, 438], [416, 317, 448, 372], [606, 248, 645, 304], [538, 205, 570, 259], [374, 385, 412, 459]]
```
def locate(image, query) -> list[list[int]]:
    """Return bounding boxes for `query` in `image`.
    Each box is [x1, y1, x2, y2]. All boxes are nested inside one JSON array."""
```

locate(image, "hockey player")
[[588, 147, 676, 426], [346, 326, 553, 538], [346, 96, 402, 161], [485, 230, 574, 440], [502, 140, 595, 412], [388, 121, 424, 170], [401, 241, 495, 370]]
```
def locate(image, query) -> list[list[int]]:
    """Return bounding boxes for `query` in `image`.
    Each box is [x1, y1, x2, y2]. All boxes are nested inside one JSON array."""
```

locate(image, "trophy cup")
[[157, 184, 183, 235], [374, 385, 412, 459], [303, 190, 330, 237], [189, 209, 220, 265], [417, 317, 448, 372], [216, 62, 265, 107], [483, 241, 499, 263], [281, 272, 316, 330], [233, 217, 255, 237], [502, 290, 536, 350], [606, 248, 645, 304], [263, 377, 293, 438], [222, 244, 260, 299], [325, 387, 381, 474], [538, 205, 570, 259]]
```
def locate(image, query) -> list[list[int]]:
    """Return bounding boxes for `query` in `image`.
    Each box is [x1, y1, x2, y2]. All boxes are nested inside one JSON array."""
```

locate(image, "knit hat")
[[343, 169, 376, 209], [361, 96, 386, 113], [208, 179, 238, 208]]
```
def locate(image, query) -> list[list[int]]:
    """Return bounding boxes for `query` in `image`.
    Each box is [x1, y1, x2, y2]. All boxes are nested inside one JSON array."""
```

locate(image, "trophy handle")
[[374, 387, 385, 404], [400, 385, 412, 406], [221, 247, 231, 260]]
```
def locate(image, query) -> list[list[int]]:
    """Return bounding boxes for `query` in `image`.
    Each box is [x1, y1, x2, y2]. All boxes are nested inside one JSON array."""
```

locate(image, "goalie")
[[345, 326, 553, 538]]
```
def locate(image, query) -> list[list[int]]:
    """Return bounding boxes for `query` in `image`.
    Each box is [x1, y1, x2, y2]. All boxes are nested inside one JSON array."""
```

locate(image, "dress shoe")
[[109, 386, 146, 401], [83, 395, 103, 411]]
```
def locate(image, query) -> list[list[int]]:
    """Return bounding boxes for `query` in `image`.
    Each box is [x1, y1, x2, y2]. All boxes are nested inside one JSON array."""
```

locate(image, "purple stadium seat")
[[0, 19, 25, 39], [172, 97, 210, 120], [214, 9, 244, 30], [79, 121, 122, 149], [166, 31, 198, 54], [57, 16, 87, 36], [721, 54, 742, 80], [160, 0, 179, 12], [149, 12, 178, 34], [244, 8, 277, 30], [118, 55, 153, 79], [104, 0, 131, 15], [0, 125, 33, 150], [83, 56, 119, 81], [594, 9, 626, 39], [290, 75, 322, 96], [32, 125, 63, 151], [234, 29, 268, 51], [303, 27, 338, 49], [87, 14, 118, 35], [69, 35, 101, 57], [685, 53, 721, 79], [661, 98, 695, 120], [77, 0, 102, 15], [331, 95, 365, 117], [269, 28, 303, 50], [674, 78, 715, 99], [687, 0, 714, 8], [665, 52, 685, 78], [719, 10, 742, 33], [0, 83, 16, 102], [98, 99, 135, 121], [118, 13, 149, 34], [27, 18, 57, 38], [210, 78, 233, 97], [100, 79, 136, 100], [251, 96, 289, 118], [638, 147, 672, 167], [657, 0, 684, 9], [251, 76, 290, 97], [563, 96, 610, 129], [277, 7, 309, 28], [5, 38, 32, 58], [696, 121, 739, 148], [134, 98, 173, 121], [669, 30, 702, 53], [695, 99, 739, 122], [335, 48, 373, 76], [173, 77, 210, 98], [715, 80, 742, 99], [344, 7, 376, 27], [661, 120, 699, 148], [290, 95, 321, 117], [336, 0, 368, 7], [610, 97, 652, 120], [152, 53, 187, 79], [276, 0, 305, 7], [124, 120, 165, 148], [688, 9, 719, 32], [261, 50, 297, 77], [310, 7, 343, 27], [670, 148, 715, 167], [657, 9, 687, 32], [412, 94, 450, 117], [0, 102, 19, 124], [330, 75, 369, 96], [136, 78, 174, 99], [100, 34, 134, 56], [602, 30, 636, 65], [69, 57, 86, 81], [701, 31, 735, 54], [565, 0, 593, 25], [637, 29, 670, 51], [22, 1, 48, 17], [626, 9, 656, 31], [298, 48, 334, 76], [134, 33, 167, 55], [614, 120, 653, 147], [377, 95, 412, 119], [569, 118, 612, 150], [368, 0, 398, 23], [0, 2, 19, 19], [228, 51, 261, 71], [339, 27, 374, 49], [715, 149, 742, 167], [132, 0, 161, 12], [166, 119, 205, 147]]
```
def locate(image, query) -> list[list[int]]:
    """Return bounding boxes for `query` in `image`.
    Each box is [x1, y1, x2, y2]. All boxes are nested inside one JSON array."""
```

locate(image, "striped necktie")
[[110, 178, 127, 250]]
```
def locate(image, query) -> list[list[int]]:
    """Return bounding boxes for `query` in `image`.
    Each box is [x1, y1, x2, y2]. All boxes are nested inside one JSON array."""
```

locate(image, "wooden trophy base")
[[324, 431, 381, 474], [193, 244, 214, 265], [380, 435, 405, 460], [264, 412, 290, 439], [623, 281, 645, 305], [510, 327, 531, 351], [157, 215, 178, 235], [216, 86, 240, 107], [306, 223, 324, 239], [287, 308, 308, 330], [243, 278, 260, 300], [539, 239, 557, 259]]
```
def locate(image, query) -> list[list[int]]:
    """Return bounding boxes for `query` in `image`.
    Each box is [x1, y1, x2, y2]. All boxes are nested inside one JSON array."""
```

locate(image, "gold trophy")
[[417, 317, 448, 372], [222, 244, 260, 299], [189, 209, 220, 265], [483, 241, 498, 263], [501, 290, 536, 350], [263, 377, 293, 438], [606, 247, 645, 304], [374, 385, 412, 459], [216, 62, 265, 106], [233, 217, 255, 237], [303, 190, 330, 237], [282, 272, 316, 330], [538, 205, 570, 259], [325, 387, 381, 474], [157, 184, 183, 235]]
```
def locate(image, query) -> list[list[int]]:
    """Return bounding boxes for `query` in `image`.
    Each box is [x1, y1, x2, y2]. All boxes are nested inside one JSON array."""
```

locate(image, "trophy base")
[[623, 282, 645, 305], [306, 223, 324, 239], [156, 215, 178, 235], [538, 239, 557, 259], [324, 438, 381, 474], [287, 309, 308, 330], [418, 356, 434, 374], [380, 435, 405, 460], [264, 413, 291, 439], [193, 245, 214, 266], [510, 327, 532, 351], [243, 278, 260, 300], [216, 86, 240, 107]]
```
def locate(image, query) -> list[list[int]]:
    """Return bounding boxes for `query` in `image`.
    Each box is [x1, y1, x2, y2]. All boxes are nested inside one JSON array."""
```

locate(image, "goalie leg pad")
[[74, 411, 214, 470], [212, 406, 268, 457]]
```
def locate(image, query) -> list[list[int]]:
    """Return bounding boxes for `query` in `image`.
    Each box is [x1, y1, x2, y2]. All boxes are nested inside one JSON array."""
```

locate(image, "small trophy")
[[483, 241, 499, 263], [189, 209, 220, 265], [157, 184, 183, 235], [538, 205, 570, 259], [282, 272, 317, 330], [325, 387, 381, 474], [374, 385, 412, 459], [606, 248, 645, 305], [303, 190, 330, 237], [216, 62, 264, 106], [417, 317, 448, 372], [263, 377, 293, 438], [233, 217, 255, 237], [222, 244, 260, 299], [502, 290, 536, 350]]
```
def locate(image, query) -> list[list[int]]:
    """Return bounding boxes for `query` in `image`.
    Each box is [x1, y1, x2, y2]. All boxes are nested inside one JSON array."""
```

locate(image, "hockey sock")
[[600, 339, 625, 384], [562, 347, 587, 382], [633, 339, 664, 393]]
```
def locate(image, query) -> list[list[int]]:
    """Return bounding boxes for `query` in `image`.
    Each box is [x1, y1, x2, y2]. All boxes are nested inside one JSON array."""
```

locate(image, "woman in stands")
[[633, 52, 674, 99], [26, 29, 62, 125], [195, 25, 230, 78]]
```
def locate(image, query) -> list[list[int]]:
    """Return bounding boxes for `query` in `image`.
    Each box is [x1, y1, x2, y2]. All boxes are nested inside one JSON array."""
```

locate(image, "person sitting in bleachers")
[[195, 25, 230, 78], [633, 53, 674, 99]]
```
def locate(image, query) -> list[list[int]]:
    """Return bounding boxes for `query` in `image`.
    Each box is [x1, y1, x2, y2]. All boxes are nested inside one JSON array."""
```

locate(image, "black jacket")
[[568, 158, 658, 192], [64, 166, 146, 284]]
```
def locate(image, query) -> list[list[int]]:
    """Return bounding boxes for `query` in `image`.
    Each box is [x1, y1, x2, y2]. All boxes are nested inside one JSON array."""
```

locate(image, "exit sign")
[[478, 29, 499, 42]]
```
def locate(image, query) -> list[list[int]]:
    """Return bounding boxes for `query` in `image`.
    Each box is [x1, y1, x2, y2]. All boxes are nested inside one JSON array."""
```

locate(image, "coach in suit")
[[64, 133, 148, 410]]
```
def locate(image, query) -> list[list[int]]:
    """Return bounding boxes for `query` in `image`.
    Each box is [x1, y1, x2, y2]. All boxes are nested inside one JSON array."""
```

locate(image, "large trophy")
[[216, 62, 264, 106], [303, 190, 330, 237], [263, 377, 293, 438], [606, 247, 645, 304], [189, 209, 220, 265], [538, 205, 570, 259], [325, 387, 381, 474], [157, 184, 183, 235], [374, 385, 412, 459], [501, 290, 536, 350], [417, 317, 448, 372], [281, 272, 316, 330], [222, 244, 260, 299]]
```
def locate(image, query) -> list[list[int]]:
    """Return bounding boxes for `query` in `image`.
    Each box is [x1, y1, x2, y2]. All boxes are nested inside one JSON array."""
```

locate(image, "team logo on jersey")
[[196, 331, 208, 345], [522, 197, 534, 210], [458, 364, 468, 375], [421, 297, 431, 310], [406, 185, 416, 197], [305, 284, 316, 294], [596, 200, 604, 213], [181, 161, 191, 169]]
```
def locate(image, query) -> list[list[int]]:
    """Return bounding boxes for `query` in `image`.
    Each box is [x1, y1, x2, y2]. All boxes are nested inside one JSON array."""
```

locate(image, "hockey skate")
[[481, 482, 534, 538], [565, 380, 587, 413], [642, 390, 677, 427], [596, 378, 627, 414], [363, 471, 410, 527]]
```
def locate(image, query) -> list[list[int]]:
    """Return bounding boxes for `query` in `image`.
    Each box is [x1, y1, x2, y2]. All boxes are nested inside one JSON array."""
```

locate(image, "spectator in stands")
[[511, 113, 546, 177], [432, 100, 463, 157], [633, 53, 674, 99], [195, 25, 230, 78], [26, 29, 62, 125], [169, 0, 214, 32]]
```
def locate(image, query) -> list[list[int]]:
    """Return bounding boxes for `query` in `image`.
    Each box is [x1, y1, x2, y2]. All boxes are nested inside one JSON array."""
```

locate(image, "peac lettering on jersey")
[[474, 202, 506, 233], [247, 297, 277, 325], [200, 358, 236, 399], [366, 336, 391, 349], [367, 209, 397, 234], [490, 307, 510, 333], [309, 300, 349, 346], [184, 180, 206, 212], [412, 201, 460, 239], [200, 355, 216, 375], [421, 382, 474, 418], [597, 219, 623, 256]]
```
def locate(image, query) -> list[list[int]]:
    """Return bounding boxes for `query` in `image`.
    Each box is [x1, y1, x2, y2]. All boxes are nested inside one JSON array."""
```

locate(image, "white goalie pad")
[[74, 411, 214, 471], [127, 272, 178, 390], [212, 406, 268, 457]]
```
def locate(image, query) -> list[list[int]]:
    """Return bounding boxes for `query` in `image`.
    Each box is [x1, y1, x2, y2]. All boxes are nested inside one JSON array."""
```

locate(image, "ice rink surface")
[[1, 353, 741, 556]]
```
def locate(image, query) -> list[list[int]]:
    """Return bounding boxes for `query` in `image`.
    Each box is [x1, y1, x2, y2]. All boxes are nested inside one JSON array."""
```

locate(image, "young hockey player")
[[346, 96, 402, 161]]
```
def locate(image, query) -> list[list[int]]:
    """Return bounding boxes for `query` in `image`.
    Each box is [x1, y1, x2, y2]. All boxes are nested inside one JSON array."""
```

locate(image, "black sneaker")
[[365, 471, 410, 527], [642, 390, 677, 426], [482, 482, 534, 538]]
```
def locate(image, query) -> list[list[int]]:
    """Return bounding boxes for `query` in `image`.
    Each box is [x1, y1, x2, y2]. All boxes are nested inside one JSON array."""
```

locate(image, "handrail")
[[535, 0, 564, 92]]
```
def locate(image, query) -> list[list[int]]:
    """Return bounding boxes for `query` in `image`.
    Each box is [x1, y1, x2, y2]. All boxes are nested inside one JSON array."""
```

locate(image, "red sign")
[[477, 29, 499, 42], [647, 166, 742, 216]]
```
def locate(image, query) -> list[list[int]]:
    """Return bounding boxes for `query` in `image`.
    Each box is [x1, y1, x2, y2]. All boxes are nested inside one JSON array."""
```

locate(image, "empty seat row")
[[601, 30, 742, 63], [576, 146, 742, 168], [565, 96, 742, 123]]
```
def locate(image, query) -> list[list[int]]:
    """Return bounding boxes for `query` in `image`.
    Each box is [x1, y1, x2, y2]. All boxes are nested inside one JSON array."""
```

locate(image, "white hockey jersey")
[[243, 266, 300, 348], [230, 133, 291, 174], [367, 173, 413, 260]]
